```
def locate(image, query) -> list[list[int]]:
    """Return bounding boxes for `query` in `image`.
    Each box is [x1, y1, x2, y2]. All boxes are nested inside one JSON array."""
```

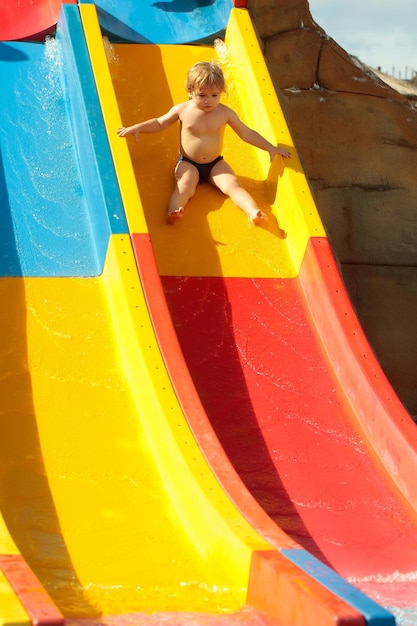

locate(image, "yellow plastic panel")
[[0, 516, 18, 556], [224, 9, 326, 269], [0, 237, 272, 617], [101, 236, 273, 572], [105, 9, 326, 278], [0, 570, 30, 626], [79, 4, 146, 234]]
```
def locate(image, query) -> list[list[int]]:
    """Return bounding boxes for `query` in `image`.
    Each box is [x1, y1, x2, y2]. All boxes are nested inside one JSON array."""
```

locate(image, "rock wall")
[[247, 0, 417, 416]]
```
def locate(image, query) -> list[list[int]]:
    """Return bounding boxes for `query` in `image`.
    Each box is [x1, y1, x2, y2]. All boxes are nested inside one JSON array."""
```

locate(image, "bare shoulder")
[[218, 102, 236, 115], [167, 101, 187, 118], [175, 100, 193, 119], [158, 101, 187, 127], [220, 103, 241, 123], [174, 100, 189, 112]]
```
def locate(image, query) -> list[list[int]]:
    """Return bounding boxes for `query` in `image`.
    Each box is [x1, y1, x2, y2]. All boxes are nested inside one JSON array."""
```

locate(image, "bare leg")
[[167, 161, 199, 224], [211, 161, 266, 224]]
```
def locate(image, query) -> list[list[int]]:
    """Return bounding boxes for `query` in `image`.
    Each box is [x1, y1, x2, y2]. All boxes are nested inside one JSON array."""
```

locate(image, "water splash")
[[213, 38, 239, 115], [214, 39, 229, 72], [348, 570, 417, 625], [388, 606, 417, 626], [102, 36, 119, 66]]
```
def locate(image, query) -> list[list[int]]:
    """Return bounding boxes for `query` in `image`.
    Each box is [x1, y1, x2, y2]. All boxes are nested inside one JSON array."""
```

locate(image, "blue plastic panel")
[[282, 549, 396, 625], [78, 0, 233, 44], [0, 6, 127, 277]]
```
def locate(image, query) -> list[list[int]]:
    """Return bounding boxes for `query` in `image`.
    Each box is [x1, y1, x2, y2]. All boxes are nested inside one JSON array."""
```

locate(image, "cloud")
[[308, 0, 417, 76]]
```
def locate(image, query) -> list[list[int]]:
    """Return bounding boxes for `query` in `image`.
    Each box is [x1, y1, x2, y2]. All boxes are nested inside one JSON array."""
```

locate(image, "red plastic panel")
[[160, 271, 417, 607], [0, 0, 76, 41], [0, 554, 64, 626], [248, 551, 365, 626]]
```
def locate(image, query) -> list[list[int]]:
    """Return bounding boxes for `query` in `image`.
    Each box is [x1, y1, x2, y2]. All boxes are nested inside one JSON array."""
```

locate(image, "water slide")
[[1, 2, 417, 625]]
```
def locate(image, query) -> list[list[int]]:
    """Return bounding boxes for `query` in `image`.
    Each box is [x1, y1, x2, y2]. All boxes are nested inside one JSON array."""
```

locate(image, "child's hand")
[[270, 146, 291, 161], [117, 125, 140, 142]]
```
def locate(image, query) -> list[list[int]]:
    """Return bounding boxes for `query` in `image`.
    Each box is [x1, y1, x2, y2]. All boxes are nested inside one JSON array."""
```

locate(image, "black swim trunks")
[[177, 154, 224, 184]]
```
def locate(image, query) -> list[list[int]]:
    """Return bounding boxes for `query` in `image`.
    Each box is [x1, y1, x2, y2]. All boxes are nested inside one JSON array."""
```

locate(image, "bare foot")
[[250, 209, 267, 225], [167, 207, 184, 224]]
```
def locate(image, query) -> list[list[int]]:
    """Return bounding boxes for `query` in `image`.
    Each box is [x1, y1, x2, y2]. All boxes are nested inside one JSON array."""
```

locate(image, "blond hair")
[[185, 62, 226, 94]]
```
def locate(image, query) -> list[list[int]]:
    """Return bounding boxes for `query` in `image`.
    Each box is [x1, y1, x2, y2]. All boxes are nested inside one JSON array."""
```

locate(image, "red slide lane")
[[154, 240, 417, 611], [0, 0, 76, 41]]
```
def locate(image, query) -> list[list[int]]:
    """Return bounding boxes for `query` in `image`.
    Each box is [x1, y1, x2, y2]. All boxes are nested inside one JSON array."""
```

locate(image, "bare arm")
[[227, 108, 291, 161], [117, 104, 182, 142]]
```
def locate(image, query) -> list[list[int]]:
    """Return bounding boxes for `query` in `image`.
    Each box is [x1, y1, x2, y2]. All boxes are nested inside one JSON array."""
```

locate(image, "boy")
[[117, 61, 291, 224]]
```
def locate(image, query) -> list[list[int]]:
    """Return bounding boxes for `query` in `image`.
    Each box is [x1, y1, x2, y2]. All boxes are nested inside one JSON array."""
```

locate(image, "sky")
[[307, 0, 417, 79]]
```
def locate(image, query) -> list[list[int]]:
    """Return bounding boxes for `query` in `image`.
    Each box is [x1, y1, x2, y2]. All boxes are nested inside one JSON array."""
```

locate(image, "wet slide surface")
[[0, 6, 279, 623], [2, 1, 417, 625], [0, 39, 104, 277], [2, 268, 275, 618], [109, 9, 417, 622]]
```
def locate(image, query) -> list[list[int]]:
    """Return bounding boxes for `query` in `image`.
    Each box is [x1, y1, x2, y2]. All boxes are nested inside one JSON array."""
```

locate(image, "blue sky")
[[307, 0, 417, 79]]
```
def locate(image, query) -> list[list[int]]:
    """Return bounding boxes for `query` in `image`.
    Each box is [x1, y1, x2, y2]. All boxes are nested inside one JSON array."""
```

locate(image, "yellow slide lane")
[[0, 234, 272, 618], [94, 7, 325, 280]]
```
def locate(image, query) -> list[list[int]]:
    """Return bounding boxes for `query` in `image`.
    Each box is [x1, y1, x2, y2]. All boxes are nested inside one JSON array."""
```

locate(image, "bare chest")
[[181, 111, 224, 137]]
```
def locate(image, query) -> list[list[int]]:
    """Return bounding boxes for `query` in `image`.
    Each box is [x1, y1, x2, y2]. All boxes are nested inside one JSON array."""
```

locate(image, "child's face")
[[190, 84, 223, 112]]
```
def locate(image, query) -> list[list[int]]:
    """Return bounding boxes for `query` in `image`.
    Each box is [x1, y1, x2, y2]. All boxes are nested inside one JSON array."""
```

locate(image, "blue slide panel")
[[282, 549, 396, 626], [0, 39, 103, 277], [0, 7, 127, 277], [78, 0, 233, 44]]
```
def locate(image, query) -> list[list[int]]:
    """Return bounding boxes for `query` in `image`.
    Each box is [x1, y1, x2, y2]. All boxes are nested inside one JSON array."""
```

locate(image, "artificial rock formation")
[[247, 0, 417, 415]]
